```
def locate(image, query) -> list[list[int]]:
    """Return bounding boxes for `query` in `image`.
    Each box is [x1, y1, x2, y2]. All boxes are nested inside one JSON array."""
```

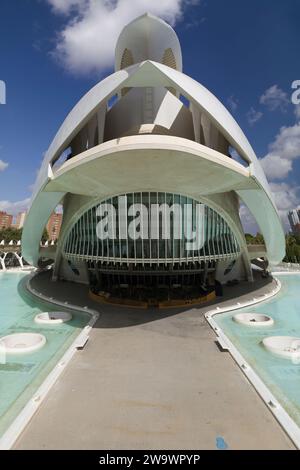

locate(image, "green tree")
[[245, 233, 255, 244], [253, 232, 264, 245], [41, 228, 49, 243], [284, 234, 300, 262], [0, 227, 22, 243]]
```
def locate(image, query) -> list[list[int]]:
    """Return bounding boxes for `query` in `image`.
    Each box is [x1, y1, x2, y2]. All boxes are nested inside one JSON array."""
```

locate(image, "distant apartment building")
[[14, 211, 27, 229], [288, 209, 300, 235], [46, 212, 63, 241], [0, 211, 13, 230]]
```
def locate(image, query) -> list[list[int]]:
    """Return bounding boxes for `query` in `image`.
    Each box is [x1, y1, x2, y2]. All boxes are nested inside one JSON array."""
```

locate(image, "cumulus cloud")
[[0, 159, 8, 172], [0, 198, 30, 216], [259, 84, 289, 112], [260, 123, 300, 180], [246, 107, 263, 126], [258, 121, 300, 229], [268, 123, 300, 160], [260, 154, 292, 180], [46, 0, 200, 75], [270, 182, 299, 212]]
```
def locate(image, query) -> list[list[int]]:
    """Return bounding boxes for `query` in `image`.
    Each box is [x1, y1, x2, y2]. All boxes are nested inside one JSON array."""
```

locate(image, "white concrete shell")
[[115, 13, 182, 72], [22, 13, 285, 275]]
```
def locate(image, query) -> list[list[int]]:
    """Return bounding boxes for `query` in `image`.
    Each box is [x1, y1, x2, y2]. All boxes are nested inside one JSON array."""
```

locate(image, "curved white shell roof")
[[115, 13, 182, 72], [22, 15, 285, 267]]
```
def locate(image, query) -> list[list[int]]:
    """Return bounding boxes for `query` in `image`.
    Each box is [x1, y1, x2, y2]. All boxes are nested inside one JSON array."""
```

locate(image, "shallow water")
[[215, 274, 300, 427], [0, 272, 89, 437]]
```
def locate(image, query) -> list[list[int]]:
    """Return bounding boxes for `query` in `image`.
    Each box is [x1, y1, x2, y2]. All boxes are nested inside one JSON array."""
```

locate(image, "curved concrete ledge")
[[0, 271, 99, 451], [205, 275, 300, 449], [0, 267, 35, 274], [205, 277, 281, 323], [272, 270, 300, 275]]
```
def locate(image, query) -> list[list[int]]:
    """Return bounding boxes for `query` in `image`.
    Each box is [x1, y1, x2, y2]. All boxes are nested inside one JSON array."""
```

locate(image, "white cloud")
[[269, 123, 300, 160], [0, 198, 30, 216], [259, 84, 289, 111], [246, 107, 263, 126], [46, 0, 200, 75], [260, 154, 292, 180], [260, 123, 300, 180], [227, 95, 238, 112], [0, 159, 8, 172], [270, 182, 299, 211]]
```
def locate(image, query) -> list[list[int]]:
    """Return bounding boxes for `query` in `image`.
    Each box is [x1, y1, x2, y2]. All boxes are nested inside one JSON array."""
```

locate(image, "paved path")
[[15, 273, 294, 449]]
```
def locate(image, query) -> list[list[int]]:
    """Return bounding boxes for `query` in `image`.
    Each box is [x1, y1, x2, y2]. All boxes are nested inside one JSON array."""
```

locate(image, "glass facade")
[[63, 192, 240, 264]]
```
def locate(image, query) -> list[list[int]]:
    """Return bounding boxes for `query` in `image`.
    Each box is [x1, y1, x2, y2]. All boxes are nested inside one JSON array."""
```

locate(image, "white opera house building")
[[22, 13, 285, 307]]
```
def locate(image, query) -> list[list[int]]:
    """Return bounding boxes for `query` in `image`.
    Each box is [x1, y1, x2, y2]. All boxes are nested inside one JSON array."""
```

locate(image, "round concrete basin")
[[34, 311, 72, 325], [263, 336, 300, 359], [0, 333, 46, 354], [233, 313, 274, 327]]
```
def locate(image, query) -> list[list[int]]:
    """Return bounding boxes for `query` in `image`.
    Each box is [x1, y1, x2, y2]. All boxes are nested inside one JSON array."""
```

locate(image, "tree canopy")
[[0, 227, 49, 244]]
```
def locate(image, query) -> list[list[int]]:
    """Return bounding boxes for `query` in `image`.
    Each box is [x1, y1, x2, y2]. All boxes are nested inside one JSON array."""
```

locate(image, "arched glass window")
[[63, 192, 240, 265]]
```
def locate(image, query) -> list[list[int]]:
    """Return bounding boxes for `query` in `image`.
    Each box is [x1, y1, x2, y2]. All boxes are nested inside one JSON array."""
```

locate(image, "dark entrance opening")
[[88, 260, 216, 305]]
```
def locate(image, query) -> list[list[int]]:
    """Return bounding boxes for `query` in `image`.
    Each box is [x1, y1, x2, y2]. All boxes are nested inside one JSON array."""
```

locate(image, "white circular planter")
[[34, 311, 72, 325], [233, 313, 274, 327], [0, 333, 46, 354], [263, 336, 300, 359]]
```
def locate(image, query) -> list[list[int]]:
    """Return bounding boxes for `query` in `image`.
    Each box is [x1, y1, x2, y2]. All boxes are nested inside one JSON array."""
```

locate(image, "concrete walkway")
[[15, 272, 294, 449]]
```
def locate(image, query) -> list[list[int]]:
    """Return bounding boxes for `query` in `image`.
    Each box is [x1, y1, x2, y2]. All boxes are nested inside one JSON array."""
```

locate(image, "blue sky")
[[0, 0, 300, 232]]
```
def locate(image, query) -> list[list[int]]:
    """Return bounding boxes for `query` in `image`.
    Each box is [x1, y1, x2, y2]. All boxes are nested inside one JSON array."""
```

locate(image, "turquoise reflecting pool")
[[214, 274, 300, 427], [0, 272, 89, 438]]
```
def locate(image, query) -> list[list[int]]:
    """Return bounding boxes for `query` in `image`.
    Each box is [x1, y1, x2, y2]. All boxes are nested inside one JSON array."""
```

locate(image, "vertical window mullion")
[[141, 192, 144, 266], [212, 209, 216, 259], [111, 197, 115, 262], [149, 191, 152, 265], [133, 193, 136, 265], [165, 192, 167, 264], [157, 191, 159, 265], [126, 193, 129, 266], [206, 205, 211, 261], [172, 193, 175, 266], [223, 219, 228, 256]]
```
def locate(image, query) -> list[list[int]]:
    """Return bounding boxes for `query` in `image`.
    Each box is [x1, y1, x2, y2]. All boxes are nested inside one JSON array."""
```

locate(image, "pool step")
[[216, 335, 229, 351]]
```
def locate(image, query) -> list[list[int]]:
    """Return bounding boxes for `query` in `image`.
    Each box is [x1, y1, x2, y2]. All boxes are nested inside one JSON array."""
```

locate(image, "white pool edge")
[[0, 267, 35, 274], [205, 272, 300, 449], [0, 271, 100, 450]]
